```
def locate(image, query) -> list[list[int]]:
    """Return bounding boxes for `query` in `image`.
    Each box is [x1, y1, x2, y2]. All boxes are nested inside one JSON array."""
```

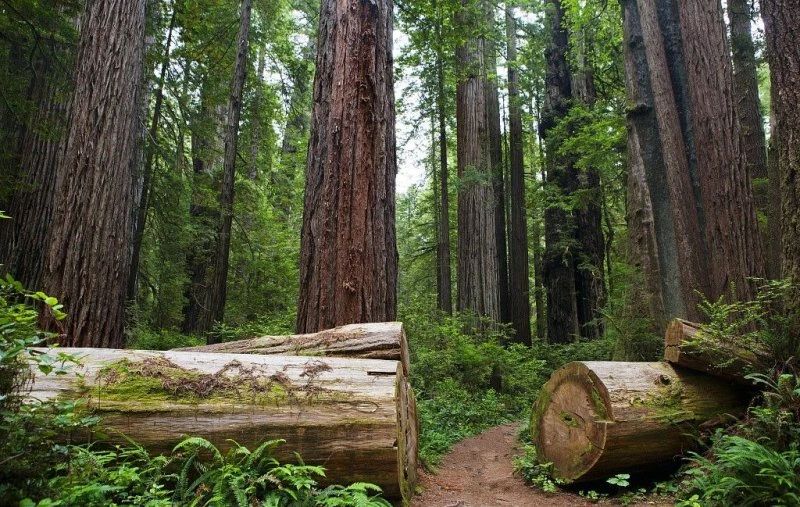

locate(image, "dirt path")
[[411, 423, 666, 507]]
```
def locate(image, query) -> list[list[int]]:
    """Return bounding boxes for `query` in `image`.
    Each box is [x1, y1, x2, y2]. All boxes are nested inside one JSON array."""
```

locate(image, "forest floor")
[[411, 423, 671, 507]]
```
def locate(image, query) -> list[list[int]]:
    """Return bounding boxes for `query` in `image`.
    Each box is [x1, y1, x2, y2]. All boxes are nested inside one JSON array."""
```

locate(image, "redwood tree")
[[295, 0, 398, 333], [506, 6, 531, 344], [455, 0, 501, 322], [621, 0, 764, 326], [43, 0, 146, 347], [762, 0, 800, 284]]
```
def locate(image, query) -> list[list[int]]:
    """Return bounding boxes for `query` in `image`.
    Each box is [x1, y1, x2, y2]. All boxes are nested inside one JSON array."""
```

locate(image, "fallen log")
[[25, 348, 418, 502], [664, 318, 773, 384], [176, 322, 410, 375], [531, 361, 745, 483]]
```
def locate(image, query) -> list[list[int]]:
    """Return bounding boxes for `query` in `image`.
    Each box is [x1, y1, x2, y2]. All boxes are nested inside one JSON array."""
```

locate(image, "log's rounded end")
[[531, 361, 610, 482]]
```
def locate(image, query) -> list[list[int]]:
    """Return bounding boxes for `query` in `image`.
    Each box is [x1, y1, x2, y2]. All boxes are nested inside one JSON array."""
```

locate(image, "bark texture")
[[532, 361, 746, 482], [43, 0, 146, 347], [24, 348, 418, 502], [762, 0, 800, 285], [204, 0, 252, 338], [728, 0, 767, 201], [506, 7, 531, 345], [621, 0, 764, 326], [455, 0, 500, 322], [0, 51, 69, 290], [296, 0, 398, 333]]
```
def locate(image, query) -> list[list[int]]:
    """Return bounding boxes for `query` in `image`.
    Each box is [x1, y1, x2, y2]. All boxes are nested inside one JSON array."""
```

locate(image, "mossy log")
[[664, 318, 773, 384], [177, 322, 410, 374], [25, 348, 418, 502], [531, 361, 745, 483]]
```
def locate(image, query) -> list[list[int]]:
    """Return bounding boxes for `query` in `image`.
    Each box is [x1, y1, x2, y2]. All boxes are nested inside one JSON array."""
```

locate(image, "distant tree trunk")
[[506, 7, 531, 345], [202, 0, 252, 340], [767, 112, 781, 279], [532, 94, 547, 342], [728, 0, 768, 201], [43, 0, 146, 347], [127, 3, 178, 302], [762, 0, 800, 285], [181, 94, 223, 333], [248, 45, 266, 181], [435, 53, 453, 315], [0, 50, 70, 291], [620, 0, 764, 327], [542, 0, 579, 343], [295, 0, 398, 333], [455, 0, 500, 322], [485, 15, 510, 324]]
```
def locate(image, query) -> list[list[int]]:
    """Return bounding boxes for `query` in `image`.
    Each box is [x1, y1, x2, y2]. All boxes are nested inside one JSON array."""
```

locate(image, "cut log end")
[[531, 362, 609, 481], [532, 361, 745, 482]]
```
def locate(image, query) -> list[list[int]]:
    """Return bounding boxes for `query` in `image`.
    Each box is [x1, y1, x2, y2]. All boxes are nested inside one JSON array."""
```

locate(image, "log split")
[[25, 348, 418, 502]]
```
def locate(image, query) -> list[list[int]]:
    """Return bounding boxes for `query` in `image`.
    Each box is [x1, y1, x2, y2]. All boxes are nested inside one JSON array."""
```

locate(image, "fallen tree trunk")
[[25, 348, 418, 502], [177, 322, 410, 374], [664, 318, 773, 384], [531, 361, 745, 483]]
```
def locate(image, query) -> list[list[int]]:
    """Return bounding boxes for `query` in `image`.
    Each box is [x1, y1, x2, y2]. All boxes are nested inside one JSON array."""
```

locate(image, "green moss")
[[589, 386, 608, 420], [560, 411, 580, 428]]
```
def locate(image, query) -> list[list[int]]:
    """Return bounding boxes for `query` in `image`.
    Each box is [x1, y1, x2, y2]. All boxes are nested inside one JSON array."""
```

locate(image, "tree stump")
[[25, 348, 418, 502], [531, 361, 745, 482]]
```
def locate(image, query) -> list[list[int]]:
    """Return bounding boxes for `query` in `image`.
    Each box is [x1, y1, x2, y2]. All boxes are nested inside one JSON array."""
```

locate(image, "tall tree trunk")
[[181, 94, 223, 333], [455, 0, 500, 322], [762, 0, 800, 286], [295, 0, 398, 333], [573, 50, 606, 341], [532, 93, 547, 342], [0, 48, 70, 290], [506, 7, 531, 345], [542, 0, 579, 343], [728, 0, 768, 207], [435, 52, 453, 315], [485, 11, 510, 324], [43, 0, 146, 347], [127, 3, 179, 302], [620, 0, 764, 327], [767, 111, 781, 279], [248, 44, 266, 181], [203, 0, 252, 340]]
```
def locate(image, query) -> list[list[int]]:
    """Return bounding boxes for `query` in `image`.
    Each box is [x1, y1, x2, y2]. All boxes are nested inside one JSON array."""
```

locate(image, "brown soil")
[[411, 423, 669, 507]]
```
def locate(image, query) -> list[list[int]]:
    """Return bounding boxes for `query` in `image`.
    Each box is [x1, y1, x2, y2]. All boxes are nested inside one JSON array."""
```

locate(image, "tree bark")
[[296, 0, 398, 333], [248, 45, 266, 181], [506, 7, 531, 345], [621, 0, 764, 327], [531, 360, 746, 482], [728, 0, 768, 212], [128, 3, 179, 302], [455, 0, 501, 323], [435, 52, 453, 315], [485, 15, 510, 324], [762, 0, 800, 287], [664, 319, 773, 384], [203, 0, 252, 339], [25, 348, 418, 502], [43, 0, 146, 347], [542, 0, 579, 343], [0, 50, 69, 291], [176, 321, 410, 374]]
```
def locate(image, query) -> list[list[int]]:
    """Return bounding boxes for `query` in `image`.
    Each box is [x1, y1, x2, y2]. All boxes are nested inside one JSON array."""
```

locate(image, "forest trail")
[[411, 423, 666, 507]]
